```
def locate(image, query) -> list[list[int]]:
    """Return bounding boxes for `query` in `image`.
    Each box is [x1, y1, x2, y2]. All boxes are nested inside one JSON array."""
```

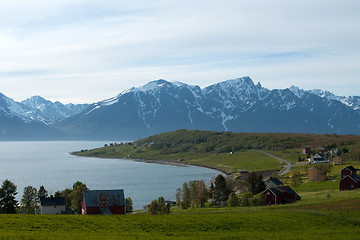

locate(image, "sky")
[[0, 0, 359, 104]]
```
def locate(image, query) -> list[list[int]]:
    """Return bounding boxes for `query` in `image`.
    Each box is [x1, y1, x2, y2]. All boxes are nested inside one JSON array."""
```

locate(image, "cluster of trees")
[[175, 172, 267, 210], [176, 179, 209, 209], [0, 179, 49, 214], [0, 179, 133, 214], [147, 197, 170, 215]]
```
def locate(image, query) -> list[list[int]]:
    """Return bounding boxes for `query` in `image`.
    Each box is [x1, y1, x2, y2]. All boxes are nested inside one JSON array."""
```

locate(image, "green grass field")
[[77, 146, 284, 174], [1, 190, 360, 240]]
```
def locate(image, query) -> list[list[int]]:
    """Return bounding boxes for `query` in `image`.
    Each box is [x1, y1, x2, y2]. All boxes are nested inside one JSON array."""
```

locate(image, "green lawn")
[[1, 191, 360, 240], [188, 150, 283, 173], [78, 146, 284, 174]]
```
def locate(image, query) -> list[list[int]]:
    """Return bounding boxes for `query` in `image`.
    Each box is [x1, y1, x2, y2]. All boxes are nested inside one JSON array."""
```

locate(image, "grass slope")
[[75, 129, 360, 174], [1, 190, 360, 239]]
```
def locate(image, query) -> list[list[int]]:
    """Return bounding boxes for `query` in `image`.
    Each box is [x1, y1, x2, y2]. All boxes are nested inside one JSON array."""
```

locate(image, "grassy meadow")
[[75, 129, 360, 174], [1, 189, 360, 239]]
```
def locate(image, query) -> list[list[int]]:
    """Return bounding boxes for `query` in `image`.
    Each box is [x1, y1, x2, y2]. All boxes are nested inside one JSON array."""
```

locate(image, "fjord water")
[[0, 141, 219, 210]]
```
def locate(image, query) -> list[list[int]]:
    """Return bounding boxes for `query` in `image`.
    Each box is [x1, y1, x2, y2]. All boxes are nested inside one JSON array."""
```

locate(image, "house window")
[[351, 185, 354, 188], [267, 192, 270, 195]]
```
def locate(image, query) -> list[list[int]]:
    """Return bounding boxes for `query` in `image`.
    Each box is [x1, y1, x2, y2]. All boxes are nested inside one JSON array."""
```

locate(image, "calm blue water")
[[0, 141, 219, 210]]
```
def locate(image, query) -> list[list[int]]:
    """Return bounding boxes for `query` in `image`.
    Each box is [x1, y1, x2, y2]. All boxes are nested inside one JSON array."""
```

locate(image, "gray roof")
[[83, 189, 125, 207], [344, 166, 357, 172], [347, 175, 360, 182], [265, 177, 283, 185], [267, 186, 296, 196], [40, 197, 66, 206]]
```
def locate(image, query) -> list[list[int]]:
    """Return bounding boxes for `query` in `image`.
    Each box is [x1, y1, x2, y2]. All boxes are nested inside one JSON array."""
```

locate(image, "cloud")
[[0, 0, 359, 103]]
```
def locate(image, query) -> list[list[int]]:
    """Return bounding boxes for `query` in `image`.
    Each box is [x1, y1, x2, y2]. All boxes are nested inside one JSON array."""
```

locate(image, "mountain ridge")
[[1, 76, 359, 140]]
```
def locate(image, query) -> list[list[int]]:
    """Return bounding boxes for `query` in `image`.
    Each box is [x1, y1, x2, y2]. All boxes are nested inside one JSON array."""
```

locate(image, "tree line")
[[0, 179, 133, 214], [146, 172, 268, 215]]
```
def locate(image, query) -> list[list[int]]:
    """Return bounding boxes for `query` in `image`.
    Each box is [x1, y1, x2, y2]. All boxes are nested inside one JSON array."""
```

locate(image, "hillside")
[[75, 130, 360, 174]]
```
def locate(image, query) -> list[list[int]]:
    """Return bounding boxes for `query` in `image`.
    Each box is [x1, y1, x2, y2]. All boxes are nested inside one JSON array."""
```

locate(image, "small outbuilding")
[[264, 186, 301, 205], [39, 196, 66, 215], [82, 189, 125, 215]]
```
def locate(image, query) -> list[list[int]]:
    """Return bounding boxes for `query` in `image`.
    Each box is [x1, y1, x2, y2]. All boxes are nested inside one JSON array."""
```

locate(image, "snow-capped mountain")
[[61, 77, 360, 140], [21, 96, 89, 124], [1, 77, 359, 140], [0, 93, 89, 139]]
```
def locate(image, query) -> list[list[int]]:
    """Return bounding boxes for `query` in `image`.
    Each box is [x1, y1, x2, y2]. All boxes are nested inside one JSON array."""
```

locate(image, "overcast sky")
[[0, 0, 359, 103]]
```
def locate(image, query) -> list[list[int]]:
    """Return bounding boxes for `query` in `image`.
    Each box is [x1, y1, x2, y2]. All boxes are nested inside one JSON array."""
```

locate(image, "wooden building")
[[264, 186, 300, 205], [340, 166, 357, 179], [340, 175, 360, 191], [332, 156, 343, 165], [308, 167, 325, 181], [82, 189, 125, 215], [39, 196, 66, 215]]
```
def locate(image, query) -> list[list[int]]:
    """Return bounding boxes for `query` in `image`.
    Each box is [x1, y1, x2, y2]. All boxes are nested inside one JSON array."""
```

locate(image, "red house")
[[302, 148, 310, 154], [340, 166, 357, 179], [264, 186, 300, 205], [340, 175, 360, 191], [82, 189, 125, 215]]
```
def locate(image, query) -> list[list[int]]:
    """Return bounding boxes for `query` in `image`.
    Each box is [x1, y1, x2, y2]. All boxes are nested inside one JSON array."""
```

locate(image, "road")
[[254, 150, 293, 175]]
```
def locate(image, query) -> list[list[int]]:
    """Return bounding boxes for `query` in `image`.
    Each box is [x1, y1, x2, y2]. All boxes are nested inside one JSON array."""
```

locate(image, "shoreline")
[[71, 152, 232, 177]]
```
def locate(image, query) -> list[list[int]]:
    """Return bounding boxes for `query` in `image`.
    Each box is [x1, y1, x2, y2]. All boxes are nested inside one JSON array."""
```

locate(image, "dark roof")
[[83, 189, 125, 207], [265, 177, 283, 185], [266, 186, 296, 196], [343, 166, 357, 172], [40, 197, 66, 206], [347, 175, 360, 182]]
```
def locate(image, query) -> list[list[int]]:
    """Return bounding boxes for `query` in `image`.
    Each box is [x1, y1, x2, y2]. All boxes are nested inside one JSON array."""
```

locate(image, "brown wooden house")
[[264, 186, 301, 205], [332, 156, 343, 165], [308, 167, 326, 181], [340, 166, 357, 179], [340, 175, 360, 191]]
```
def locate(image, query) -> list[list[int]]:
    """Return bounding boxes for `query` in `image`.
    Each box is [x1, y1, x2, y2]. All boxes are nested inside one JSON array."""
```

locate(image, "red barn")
[[341, 166, 357, 179], [264, 186, 301, 205], [82, 189, 125, 215], [340, 175, 360, 191]]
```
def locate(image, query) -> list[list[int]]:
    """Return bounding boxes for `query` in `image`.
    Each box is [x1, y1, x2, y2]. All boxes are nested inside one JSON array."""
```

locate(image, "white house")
[[39, 196, 66, 214], [308, 153, 329, 164]]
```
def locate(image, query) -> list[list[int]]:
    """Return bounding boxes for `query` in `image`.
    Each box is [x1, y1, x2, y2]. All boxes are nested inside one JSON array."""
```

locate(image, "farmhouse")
[[39, 196, 66, 215], [340, 175, 360, 191], [308, 167, 326, 181], [264, 186, 300, 205], [302, 147, 310, 154], [340, 166, 360, 191], [340, 166, 357, 179], [82, 189, 125, 215], [308, 153, 329, 164], [332, 156, 343, 165], [264, 177, 283, 189]]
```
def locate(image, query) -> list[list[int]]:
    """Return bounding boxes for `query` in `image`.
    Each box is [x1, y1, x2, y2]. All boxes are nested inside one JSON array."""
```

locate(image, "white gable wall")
[[40, 205, 65, 215]]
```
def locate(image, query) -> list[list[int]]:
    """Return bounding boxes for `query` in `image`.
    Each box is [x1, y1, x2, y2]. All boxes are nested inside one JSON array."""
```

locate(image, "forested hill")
[[136, 130, 360, 154]]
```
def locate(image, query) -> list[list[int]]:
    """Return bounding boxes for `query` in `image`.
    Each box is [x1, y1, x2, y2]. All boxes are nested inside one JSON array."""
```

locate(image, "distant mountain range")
[[1, 77, 360, 140]]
